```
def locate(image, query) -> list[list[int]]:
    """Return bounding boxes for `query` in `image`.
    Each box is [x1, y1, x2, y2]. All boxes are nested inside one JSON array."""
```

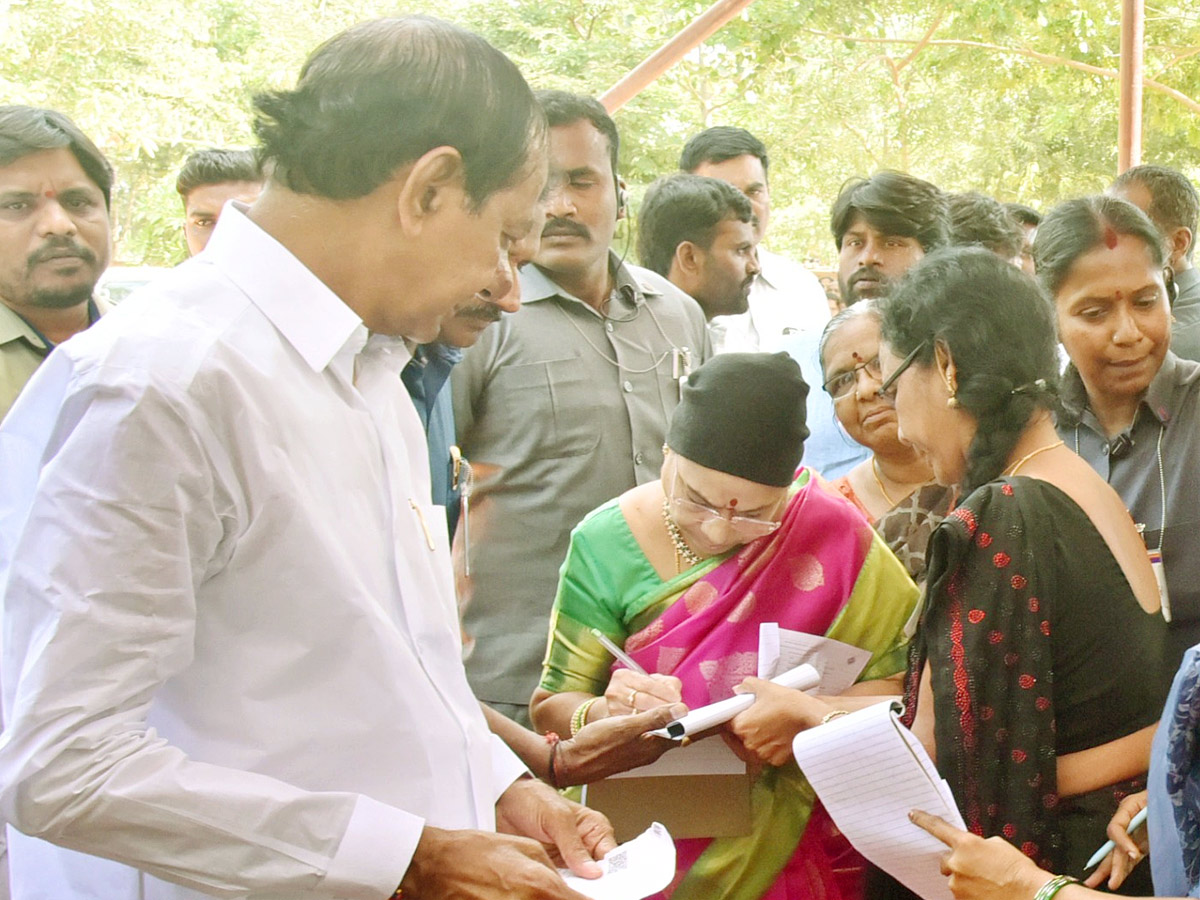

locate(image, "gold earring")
[[947, 396, 959, 409]]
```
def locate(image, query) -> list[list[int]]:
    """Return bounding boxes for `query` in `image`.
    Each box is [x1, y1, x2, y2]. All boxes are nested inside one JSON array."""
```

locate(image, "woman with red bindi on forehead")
[[531, 352, 921, 900], [1042, 195, 1200, 678]]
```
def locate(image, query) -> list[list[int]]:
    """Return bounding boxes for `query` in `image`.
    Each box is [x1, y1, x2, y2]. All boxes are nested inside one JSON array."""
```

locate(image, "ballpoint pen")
[[589, 627, 649, 675], [1084, 806, 1149, 870]]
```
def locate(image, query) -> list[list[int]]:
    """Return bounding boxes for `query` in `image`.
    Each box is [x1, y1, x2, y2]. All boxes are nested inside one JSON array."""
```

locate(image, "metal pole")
[[600, 0, 758, 113], [1118, 0, 1144, 173]]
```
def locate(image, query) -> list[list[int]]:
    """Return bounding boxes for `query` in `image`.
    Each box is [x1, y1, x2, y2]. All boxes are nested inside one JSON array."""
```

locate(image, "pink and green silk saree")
[[540, 471, 919, 900]]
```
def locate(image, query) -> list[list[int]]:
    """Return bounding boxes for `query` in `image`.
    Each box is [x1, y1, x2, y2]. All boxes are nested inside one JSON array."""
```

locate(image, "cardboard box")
[[582, 738, 752, 842]]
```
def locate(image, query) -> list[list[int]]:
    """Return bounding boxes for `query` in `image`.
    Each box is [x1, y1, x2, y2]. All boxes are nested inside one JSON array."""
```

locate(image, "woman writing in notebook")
[[530, 352, 920, 900]]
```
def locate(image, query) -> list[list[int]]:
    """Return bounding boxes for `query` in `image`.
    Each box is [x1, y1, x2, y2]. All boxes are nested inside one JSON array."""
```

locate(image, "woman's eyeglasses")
[[822, 356, 882, 401], [668, 468, 782, 539], [876, 340, 927, 403]]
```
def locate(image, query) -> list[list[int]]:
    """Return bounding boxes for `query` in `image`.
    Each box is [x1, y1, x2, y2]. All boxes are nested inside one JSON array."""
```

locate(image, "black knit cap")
[[666, 352, 809, 487]]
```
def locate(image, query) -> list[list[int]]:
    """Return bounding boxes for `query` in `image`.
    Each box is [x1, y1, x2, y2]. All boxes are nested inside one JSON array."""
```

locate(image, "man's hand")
[[398, 825, 593, 899], [909, 810, 1055, 900], [496, 777, 617, 878], [555, 703, 687, 785]]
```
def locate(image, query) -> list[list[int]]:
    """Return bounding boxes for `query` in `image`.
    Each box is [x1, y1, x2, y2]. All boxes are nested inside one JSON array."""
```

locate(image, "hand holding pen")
[[1082, 791, 1149, 891], [591, 628, 684, 716]]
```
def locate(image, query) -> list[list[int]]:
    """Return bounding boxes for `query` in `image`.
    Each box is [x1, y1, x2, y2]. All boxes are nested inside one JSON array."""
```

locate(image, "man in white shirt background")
[[678, 125, 831, 353], [0, 16, 611, 900]]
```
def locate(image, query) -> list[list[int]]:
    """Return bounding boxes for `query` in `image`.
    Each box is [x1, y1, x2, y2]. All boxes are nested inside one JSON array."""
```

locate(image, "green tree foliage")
[[3, 0, 1197, 265]]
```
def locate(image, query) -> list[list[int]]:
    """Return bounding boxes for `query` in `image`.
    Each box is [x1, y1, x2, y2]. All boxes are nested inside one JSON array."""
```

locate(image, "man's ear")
[[616, 178, 629, 221], [674, 241, 703, 276], [396, 146, 466, 234], [1170, 225, 1194, 265]]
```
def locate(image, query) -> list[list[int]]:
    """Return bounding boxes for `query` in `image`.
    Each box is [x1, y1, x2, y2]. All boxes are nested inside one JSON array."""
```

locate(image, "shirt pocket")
[[492, 357, 601, 459]]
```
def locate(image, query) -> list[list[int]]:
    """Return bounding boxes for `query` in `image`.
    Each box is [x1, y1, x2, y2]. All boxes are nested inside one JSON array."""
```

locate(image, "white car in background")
[[96, 265, 171, 306]]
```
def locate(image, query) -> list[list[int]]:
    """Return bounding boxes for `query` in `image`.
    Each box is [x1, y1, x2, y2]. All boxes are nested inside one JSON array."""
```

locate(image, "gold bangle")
[[570, 697, 601, 737], [821, 709, 850, 725]]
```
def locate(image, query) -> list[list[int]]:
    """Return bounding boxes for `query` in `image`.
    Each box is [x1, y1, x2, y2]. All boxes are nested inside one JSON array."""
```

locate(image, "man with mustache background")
[[403, 229, 535, 538], [782, 171, 950, 480], [451, 90, 709, 727], [0, 106, 112, 422], [831, 171, 949, 305]]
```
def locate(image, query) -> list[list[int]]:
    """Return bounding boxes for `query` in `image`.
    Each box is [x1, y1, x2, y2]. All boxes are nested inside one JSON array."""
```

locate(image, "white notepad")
[[791, 700, 963, 900]]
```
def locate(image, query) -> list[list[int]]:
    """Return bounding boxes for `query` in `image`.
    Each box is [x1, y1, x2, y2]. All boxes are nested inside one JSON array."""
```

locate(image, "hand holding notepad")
[[792, 700, 964, 900]]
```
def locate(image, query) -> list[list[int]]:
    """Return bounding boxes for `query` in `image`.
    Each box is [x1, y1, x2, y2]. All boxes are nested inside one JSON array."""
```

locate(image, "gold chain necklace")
[[662, 499, 703, 571], [871, 457, 898, 507], [1004, 440, 1065, 476], [871, 457, 931, 508]]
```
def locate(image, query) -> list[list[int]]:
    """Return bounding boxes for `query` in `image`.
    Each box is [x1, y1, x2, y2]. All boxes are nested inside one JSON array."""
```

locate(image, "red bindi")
[[1103, 226, 1118, 249], [728, 498, 738, 508], [851, 351, 863, 362], [44, 190, 55, 199], [1115, 290, 1123, 300]]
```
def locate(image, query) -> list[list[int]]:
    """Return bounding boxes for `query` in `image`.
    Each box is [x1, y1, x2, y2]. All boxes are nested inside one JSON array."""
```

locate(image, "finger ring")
[[628, 689, 639, 708]]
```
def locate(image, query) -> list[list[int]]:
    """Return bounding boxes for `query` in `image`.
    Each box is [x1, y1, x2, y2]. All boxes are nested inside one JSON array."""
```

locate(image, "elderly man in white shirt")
[[0, 17, 610, 900], [679, 126, 830, 354]]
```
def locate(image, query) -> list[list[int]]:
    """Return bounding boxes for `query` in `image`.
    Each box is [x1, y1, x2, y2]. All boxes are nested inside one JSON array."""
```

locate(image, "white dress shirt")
[[708, 247, 831, 354], [0, 205, 525, 900]]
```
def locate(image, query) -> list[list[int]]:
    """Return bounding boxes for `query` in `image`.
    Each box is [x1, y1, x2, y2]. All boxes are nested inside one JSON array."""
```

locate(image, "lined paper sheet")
[[792, 700, 963, 900]]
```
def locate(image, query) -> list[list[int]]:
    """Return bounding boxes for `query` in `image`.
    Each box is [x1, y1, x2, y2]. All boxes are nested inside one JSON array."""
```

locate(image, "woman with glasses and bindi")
[[817, 302, 957, 584], [530, 352, 920, 900]]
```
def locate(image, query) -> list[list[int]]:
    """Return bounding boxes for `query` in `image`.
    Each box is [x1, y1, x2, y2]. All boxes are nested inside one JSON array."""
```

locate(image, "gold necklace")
[[1004, 440, 1065, 476], [871, 457, 930, 509], [871, 457, 898, 507], [662, 499, 703, 571]]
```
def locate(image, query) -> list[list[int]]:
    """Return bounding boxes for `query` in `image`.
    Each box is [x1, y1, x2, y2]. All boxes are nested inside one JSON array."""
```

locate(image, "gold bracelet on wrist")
[[570, 697, 601, 737], [821, 709, 850, 725]]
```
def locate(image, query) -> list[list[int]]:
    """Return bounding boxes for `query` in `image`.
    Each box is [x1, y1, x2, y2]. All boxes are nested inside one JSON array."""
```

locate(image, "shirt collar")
[[204, 203, 365, 373], [0, 302, 48, 351], [1060, 352, 1180, 428], [520, 250, 662, 306], [410, 341, 464, 369], [754, 246, 783, 292], [0, 297, 101, 352], [1174, 266, 1200, 296]]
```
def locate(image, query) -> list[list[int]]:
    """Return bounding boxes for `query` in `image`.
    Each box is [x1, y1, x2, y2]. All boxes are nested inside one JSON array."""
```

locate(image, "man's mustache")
[[27, 239, 96, 270], [541, 218, 590, 240], [456, 302, 504, 323], [849, 265, 887, 288]]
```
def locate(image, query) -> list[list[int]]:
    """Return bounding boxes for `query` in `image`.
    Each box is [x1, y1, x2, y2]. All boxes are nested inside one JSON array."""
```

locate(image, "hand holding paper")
[[559, 823, 676, 900], [648, 663, 820, 740], [727, 677, 830, 767], [791, 700, 964, 900]]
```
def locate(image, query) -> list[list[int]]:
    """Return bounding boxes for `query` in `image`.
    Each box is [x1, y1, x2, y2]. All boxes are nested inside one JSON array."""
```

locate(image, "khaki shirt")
[[0, 299, 107, 422], [451, 255, 710, 709], [0, 304, 50, 422]]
